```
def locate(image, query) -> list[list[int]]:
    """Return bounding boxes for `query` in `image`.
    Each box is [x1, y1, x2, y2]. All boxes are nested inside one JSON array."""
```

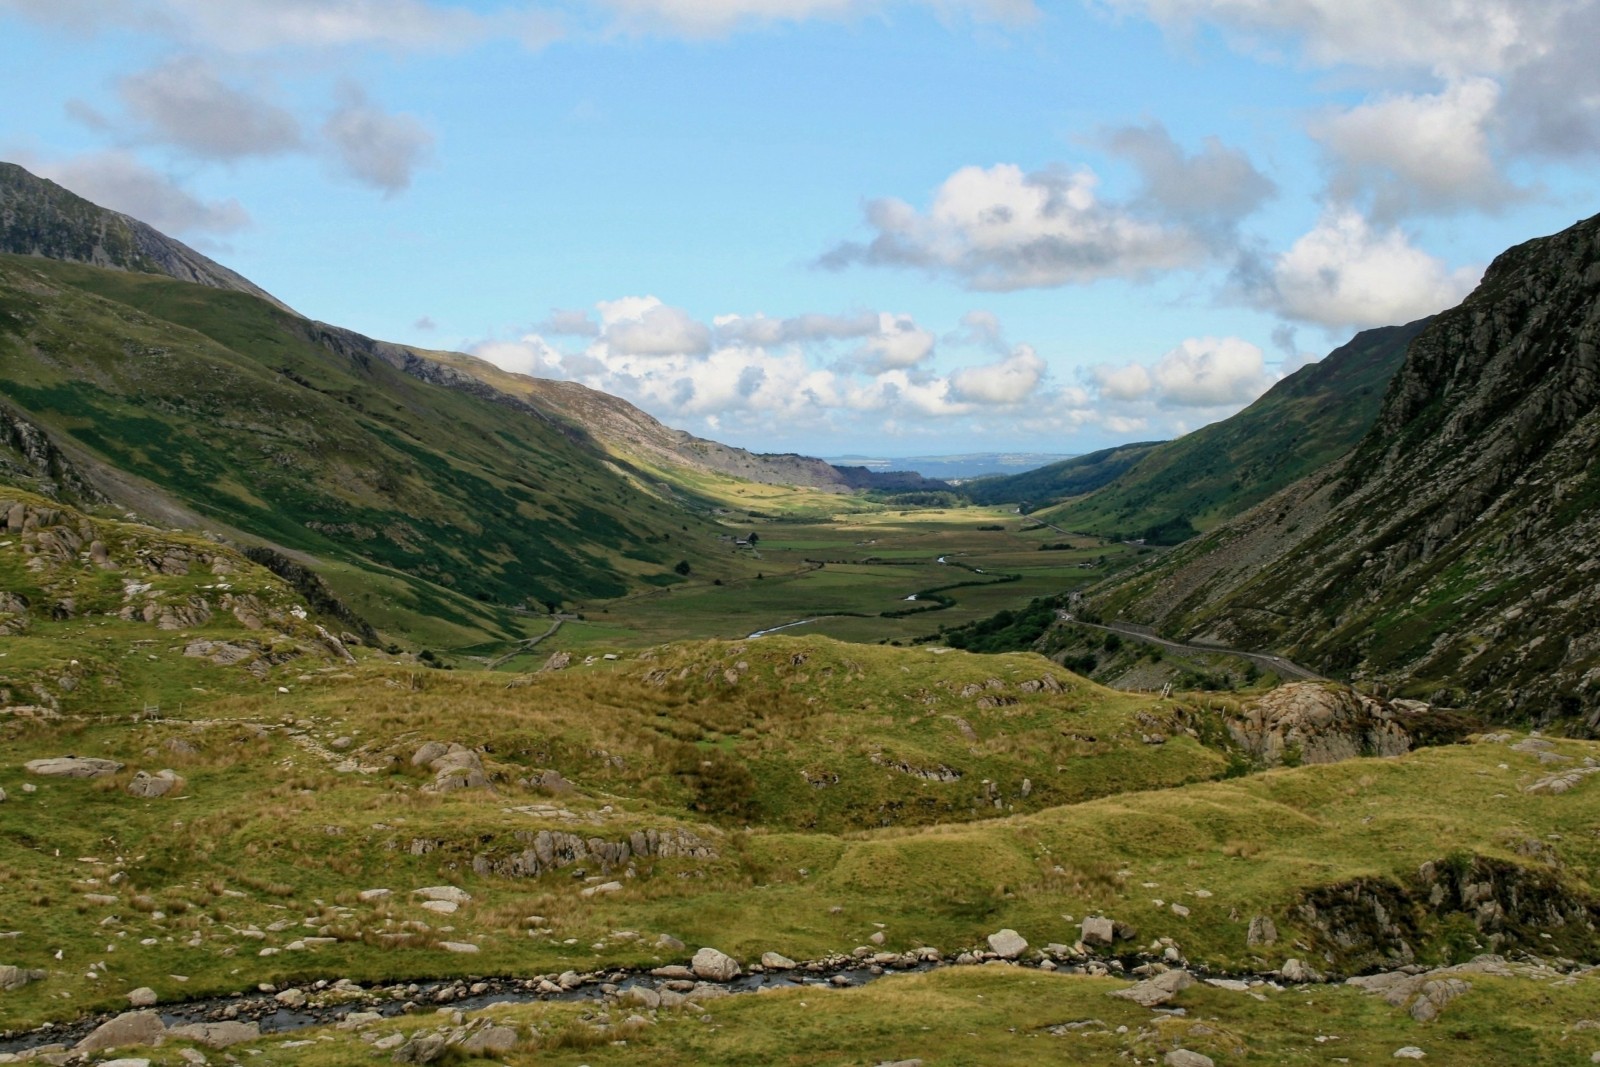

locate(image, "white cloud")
[[27, 150, 252, 236], [0, 0, 563, 53], [599, 0, 1037, 36], [117, 56, 303, 160], [1102, 0, 1570, 78], [322, 84, 433, 194], [950, 343, 1046, 404], [1091, 336, 1273, 408], [1316, 78, 1516, 219], [857, 313, 935, 370], [820, 162, 1205, 291], [1260, 209, 1481, 329], [714, 309, 880, 346], [597, 296, 713, 356]]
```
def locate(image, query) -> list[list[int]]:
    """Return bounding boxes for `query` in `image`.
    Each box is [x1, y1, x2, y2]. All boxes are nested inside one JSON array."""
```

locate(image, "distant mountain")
[[1029, 321, 1429, 542], [821, 453, 1076, 481], [1094, 212, 1600, 730], [0, 162, 778, 646], [960, 442, 1165, 508], [420, 349, 948, 494]]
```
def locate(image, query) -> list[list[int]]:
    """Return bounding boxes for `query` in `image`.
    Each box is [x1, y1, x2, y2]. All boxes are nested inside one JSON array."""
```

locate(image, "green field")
[[516, 509, 1137, 658]]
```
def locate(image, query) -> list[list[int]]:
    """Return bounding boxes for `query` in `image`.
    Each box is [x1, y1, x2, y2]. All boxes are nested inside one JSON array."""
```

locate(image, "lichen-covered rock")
[[26, 756, 123, 778], [1228, 683, 1411, 766]]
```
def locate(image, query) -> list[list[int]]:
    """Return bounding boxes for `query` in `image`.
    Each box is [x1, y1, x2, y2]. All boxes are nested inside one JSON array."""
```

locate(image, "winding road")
[[1059, 613, 1324, 681]]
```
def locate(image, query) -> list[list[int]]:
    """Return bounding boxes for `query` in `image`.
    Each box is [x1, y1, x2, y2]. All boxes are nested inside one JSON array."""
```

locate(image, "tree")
[[674, 560, 692, 576], [747, 531, 760, 544]]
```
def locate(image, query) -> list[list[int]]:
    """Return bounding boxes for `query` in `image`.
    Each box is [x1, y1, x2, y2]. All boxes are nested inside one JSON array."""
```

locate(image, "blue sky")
[[3, 1, 1598, 456]]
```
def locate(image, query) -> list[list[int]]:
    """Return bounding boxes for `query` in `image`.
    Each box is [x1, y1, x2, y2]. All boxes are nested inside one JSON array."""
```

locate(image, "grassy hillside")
[[2, 626, 1596, 1058], [0, 254, 754, 647], [1037, 321, 1428, 542], [961, 441, 1163, 510]]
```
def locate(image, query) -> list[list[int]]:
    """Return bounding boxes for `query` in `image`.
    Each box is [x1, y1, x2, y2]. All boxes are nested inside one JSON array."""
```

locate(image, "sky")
[[2, 1, 1598, 457]]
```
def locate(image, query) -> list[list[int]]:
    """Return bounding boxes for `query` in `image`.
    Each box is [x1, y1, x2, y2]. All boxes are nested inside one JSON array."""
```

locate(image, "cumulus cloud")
[[950, 343, 1046, 404], [820, 162, 1206, 291], [1102, 121, 1275, 233], [1316, 78, 1518, 220], [600, 0, 1037, 36], [597, 296, 713, 356], [322, 84, 433, 194], [27, 150, 251, 236], [538, 308, 602, 337], [1500, 2, 1600, 160], [1091, 336, 1273, 408], [117, 56, 302, 160], [1250, 209, 1480, 330], [469, 298, 1058, 446]]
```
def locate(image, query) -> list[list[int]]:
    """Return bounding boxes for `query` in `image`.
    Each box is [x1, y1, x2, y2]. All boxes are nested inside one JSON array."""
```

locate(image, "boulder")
[[986, 929, 1028, 959], [1229, 683, 1411, 766], [542, 651, 572, 672], [126, 986, 158, 1007], [760, 951, 797, 970], [1246, 915, 1278, 947], [1080, 916, 1116, 947], [438, 941, 479, 953], [0, 964, 46, 991], [167, 1020, 260, 1048], [126, 770, 182, 798], [459, 1025, 519, 1055], [26, 756, 124, 778], [691, 947, 742, 982], [1165, 1052, 1215, 1067], [411, 741, 449, 766], [426, 745, 490, 792], [413, 886, 472, 905], [76, 1010, 165, 1052], [1393, 1048, 1427, 1060], [1281, 958, 1321, 984], [1109, 968, 1193, 1007]]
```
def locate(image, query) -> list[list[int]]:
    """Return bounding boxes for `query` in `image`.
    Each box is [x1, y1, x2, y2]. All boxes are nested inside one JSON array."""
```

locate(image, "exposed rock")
[[76, 1010, 165, 1052], [986, 929, 1028, 959], [691, 947, 741, 981], [470, 826, 716, 880], [126, 769, 182, 799], [437, 941, 479, 954], [1247, 914, 1278, 947], [1165, 1052, 1215, 1067], [1080, 916, 1116, 948], [1281, 958, 1321, 984], [1109, 968, 1192, 1007], [392, 1033, 449, 1064], [126, 987, 157, 1007], [25, 756, 123, 778], [166, 1021, 260, 1048], [0, 965, 46, 991], [413, 886, 471, 905], [761, 951, 797, 970], [411, 741, 449, 767], [542, 651, 572, 672], [459, 1025, 519, 1054], [1393, 1048, 1426, 1060], [1228, 683, 1411, 766], [422, 744, 491, 793]]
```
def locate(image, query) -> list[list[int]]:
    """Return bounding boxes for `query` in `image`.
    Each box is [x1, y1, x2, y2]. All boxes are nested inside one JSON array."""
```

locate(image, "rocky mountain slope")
[[0, 162, 291, 312], [1095, 212, 1600, 730], [1028, 319, 1427, 541]]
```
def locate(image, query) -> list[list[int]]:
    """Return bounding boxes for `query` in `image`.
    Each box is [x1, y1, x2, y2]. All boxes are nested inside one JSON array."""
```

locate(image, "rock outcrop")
[[1094, 211, 1600, 731], [1227, 682, 1412, 765]]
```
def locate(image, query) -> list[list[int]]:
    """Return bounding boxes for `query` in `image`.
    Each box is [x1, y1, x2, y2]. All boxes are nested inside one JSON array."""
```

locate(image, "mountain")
[[418, 348, 947, 495], [1022, 320, 1428, 541], [0, 164, 770, 648], [821, 452, 1076, 480], [1093, 212, 1600, 730], [961, 441, 1164, 509], [0, 161, 291, 312]]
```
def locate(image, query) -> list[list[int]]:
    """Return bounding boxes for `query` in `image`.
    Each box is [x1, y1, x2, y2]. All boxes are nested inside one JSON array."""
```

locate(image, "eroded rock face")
[[469, 826, 717, 880], [1228, 683, 1412, 766]]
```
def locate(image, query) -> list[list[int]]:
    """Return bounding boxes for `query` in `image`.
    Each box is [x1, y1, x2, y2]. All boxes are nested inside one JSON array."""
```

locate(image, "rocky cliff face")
[[1096, 212, 1600, 731], [0, 162, 292, 312]]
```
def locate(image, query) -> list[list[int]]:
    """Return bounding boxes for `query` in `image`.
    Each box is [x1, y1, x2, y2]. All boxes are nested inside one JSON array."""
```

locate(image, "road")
[[1058, 613, 1325, 681]]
